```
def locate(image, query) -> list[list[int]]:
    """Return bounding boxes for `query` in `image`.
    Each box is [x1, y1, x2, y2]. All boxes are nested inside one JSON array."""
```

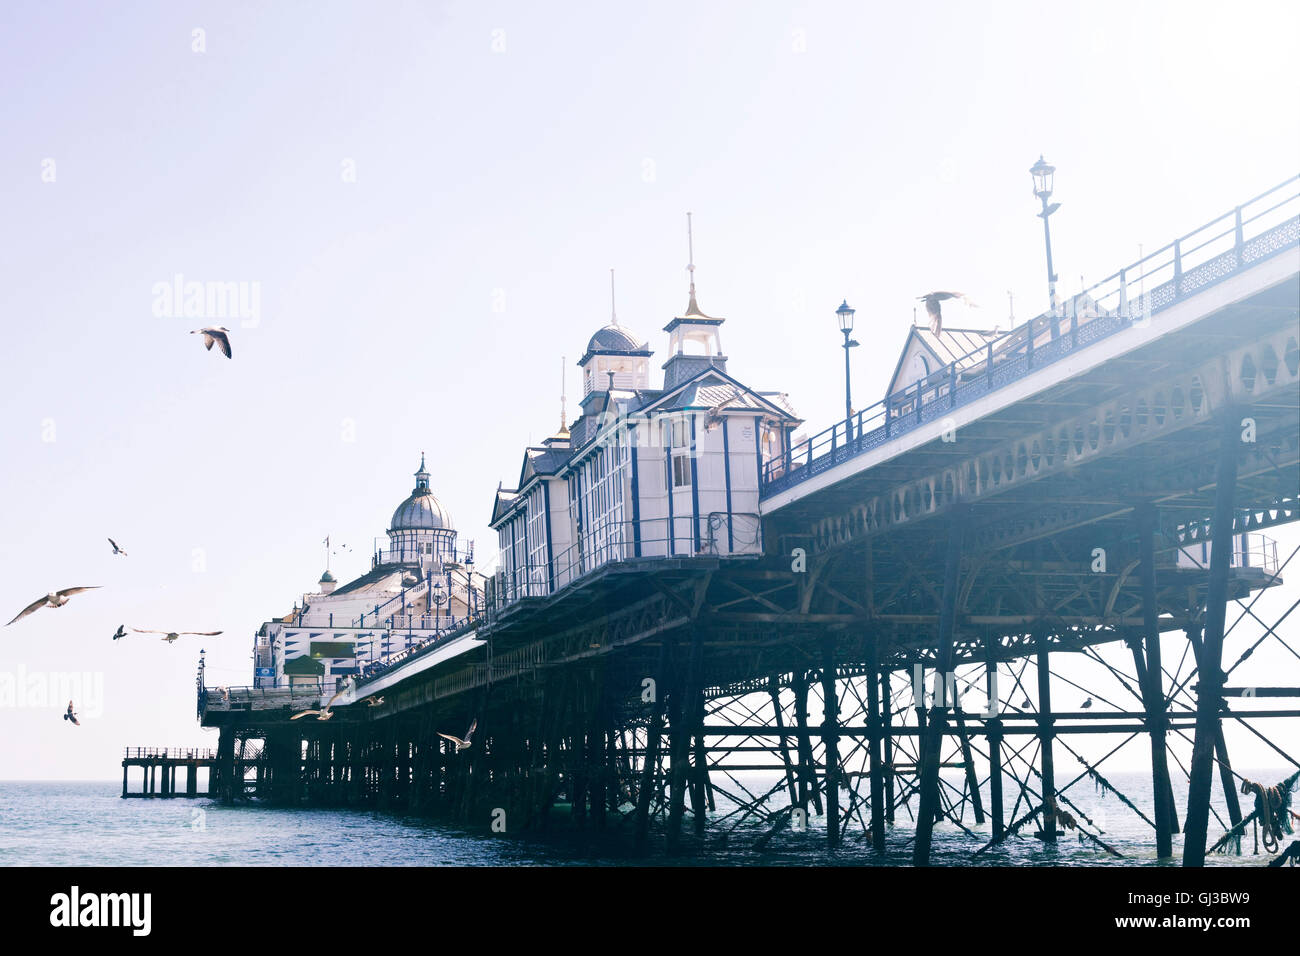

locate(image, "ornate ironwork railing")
[[761, 175, 1300, 498]]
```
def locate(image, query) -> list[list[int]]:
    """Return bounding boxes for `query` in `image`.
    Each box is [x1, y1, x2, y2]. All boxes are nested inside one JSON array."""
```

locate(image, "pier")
[[121, 747, 217, 799], [189, 176, 1300, 865]]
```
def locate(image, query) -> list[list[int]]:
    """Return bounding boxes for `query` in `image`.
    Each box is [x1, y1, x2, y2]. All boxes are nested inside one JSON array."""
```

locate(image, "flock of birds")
[[8, 335, 236, 728], [6, 537, 223, 727], [12, 328, 477, 745]]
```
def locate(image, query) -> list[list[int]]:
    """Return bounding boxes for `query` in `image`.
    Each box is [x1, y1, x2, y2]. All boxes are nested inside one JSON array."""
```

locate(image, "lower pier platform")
[[121, 747, 216, 798]]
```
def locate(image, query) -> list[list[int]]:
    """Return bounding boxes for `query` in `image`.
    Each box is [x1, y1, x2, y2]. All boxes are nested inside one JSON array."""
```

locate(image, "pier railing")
[[486, 514, 763, 613], [762, 175, 1300, 497], [123, 747, 216, 760]]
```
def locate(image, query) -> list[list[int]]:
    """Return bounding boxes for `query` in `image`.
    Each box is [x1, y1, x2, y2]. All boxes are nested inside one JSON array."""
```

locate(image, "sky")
[[0, 0, 1297, 781]]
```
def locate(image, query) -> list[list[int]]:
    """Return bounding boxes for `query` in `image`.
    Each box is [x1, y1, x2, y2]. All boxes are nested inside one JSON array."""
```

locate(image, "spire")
[[414, 452, 430, 492], [610, 269, 618, 326], [557, 356, 569, 437], [685, 211, 701, 315]]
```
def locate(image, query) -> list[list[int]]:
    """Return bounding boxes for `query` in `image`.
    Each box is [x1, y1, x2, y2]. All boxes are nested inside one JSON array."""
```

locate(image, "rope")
[[1210, 770, 1299, 856], [1240, 777, 1293, 853]]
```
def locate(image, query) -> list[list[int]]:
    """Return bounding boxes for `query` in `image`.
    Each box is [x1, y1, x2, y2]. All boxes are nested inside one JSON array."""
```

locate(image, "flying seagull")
[[291, 686, 347, 721], [438, 718, 477, 752], [363, 695, 385, 707], [129, 627, 223, 644], [64, 701, 80, 726], [191, 326, 232, 359], [6, 587, 101, 626], [111, 625, 126, 641], [917, 291, 975, 336], [108, 537, 128, 556]]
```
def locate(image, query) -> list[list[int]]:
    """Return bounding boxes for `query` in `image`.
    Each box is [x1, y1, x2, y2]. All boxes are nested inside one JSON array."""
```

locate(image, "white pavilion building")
[[489, 270, 802, 606], [252, 456, 485, 690]]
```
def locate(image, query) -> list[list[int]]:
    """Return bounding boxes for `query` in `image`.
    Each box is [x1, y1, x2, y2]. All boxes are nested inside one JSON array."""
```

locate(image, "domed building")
[[383, 454, 457, 567], [251, 455, 485, 691]]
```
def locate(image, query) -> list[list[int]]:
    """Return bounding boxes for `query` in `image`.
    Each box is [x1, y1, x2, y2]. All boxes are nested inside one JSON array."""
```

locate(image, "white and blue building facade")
[[490, 285, 801, 606]]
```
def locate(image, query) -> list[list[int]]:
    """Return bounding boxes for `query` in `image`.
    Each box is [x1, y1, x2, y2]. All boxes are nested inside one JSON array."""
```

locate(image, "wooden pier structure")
[[190, 177, 1300, 865]]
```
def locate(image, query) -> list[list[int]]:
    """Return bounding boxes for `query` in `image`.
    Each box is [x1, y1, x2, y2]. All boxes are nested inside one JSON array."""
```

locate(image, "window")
[[673, 452, 691, 488]]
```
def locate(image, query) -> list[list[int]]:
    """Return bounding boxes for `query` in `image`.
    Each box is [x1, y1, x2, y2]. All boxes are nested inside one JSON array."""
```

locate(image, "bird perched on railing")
[[918, 291, 976, 335]]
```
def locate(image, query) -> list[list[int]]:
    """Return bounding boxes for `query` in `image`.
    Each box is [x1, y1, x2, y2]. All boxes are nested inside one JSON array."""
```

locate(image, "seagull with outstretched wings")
[[64, 701, 80, 726], [290, 686, 348, 721], [917, 291, 976, 335], [438, 718, 477, 752], [108, 537, 128, 556], [7, 587, 101, 626], [129, 627, 222, 644], [190, 326, 232, 359]]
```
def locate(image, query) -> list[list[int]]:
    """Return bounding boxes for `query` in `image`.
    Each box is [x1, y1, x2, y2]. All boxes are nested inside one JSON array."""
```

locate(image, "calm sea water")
[[0, 770, 1288, 866]]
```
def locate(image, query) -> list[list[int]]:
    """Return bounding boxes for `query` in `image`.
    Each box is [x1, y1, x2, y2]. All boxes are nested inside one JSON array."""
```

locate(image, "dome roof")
[[586, 323, 644, 354], [391, 489, 453, 531], [389, 454, 453, 532], [319, 570, 336, 584]]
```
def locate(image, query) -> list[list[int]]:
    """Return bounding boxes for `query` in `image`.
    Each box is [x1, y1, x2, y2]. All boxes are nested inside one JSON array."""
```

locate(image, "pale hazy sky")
[[1, 0, 1297, 780]]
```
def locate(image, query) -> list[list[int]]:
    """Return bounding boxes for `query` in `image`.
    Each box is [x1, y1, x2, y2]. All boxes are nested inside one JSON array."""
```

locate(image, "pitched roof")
[[639, 366, 801, 423], [885, 325, 1000, 399]]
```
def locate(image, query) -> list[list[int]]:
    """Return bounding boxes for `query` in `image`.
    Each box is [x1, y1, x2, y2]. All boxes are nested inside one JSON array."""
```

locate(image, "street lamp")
[[1030, 155, 1061, 316], [836, 300, 859, 439]]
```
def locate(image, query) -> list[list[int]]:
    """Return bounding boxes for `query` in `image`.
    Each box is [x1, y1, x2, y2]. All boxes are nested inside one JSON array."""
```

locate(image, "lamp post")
[[1030, 155, 1061, 315], [836, 300, 859, 440], [433, 579, 445, 632]]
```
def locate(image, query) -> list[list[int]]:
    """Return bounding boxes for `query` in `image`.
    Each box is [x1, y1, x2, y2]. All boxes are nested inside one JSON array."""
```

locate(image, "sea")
[[2, 768, 1290, 866]]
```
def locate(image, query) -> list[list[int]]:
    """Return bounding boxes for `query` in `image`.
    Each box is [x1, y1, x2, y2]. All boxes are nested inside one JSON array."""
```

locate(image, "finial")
[[607, 369, 615, 391], [685, 211, 702, 315], [559, 356, 567, 433], [610, 269, 618, 326]]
